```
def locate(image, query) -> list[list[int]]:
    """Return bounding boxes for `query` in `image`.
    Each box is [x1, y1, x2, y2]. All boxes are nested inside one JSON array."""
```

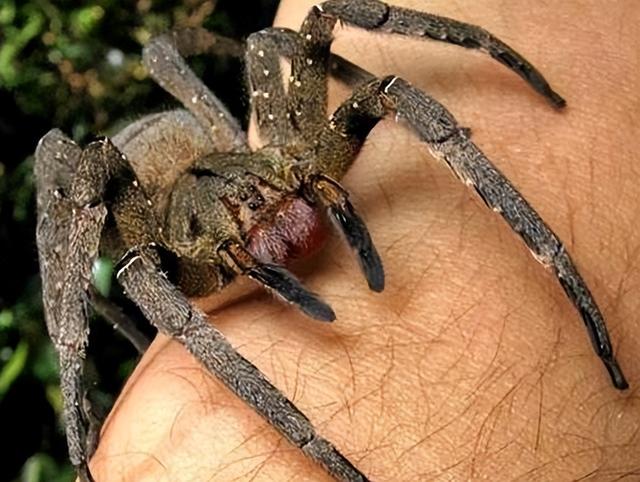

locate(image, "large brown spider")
[[35, 1, 628, 481]]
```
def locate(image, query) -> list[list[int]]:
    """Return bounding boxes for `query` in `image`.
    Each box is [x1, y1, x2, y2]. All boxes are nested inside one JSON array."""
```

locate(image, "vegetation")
[[0, 1, 277, 480]]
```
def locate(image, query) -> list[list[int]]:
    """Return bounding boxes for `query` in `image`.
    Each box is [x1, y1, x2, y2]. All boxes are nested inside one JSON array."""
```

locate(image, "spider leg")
[[35, 131, 104, 482], [249, 27, 373, 88], [143, 29, 248, 151], [89, 288, 151, 354], [246, 29, 297, 145], [34, 128, 81, 212], [142, 25, 370, 149], [382, 76, 625, 389], [307, 0, 565, 108], [37, 196, 105, 482], [36, 132, 165, 481], [115, 248, 367, 482], [218, 240, 336, 322], [304, 174, 384, 292], [286, 6, 336, 140], [315, 76, 627, 390]]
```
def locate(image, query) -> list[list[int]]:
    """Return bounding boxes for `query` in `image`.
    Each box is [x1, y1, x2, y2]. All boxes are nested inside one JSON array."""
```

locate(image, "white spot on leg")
[[383, 76, 399, 94], [191, 95, 198, 104], [267, 114, 274, 120], [116, 255, 141, 279], [306, 58, 313, 66], [258, 50, 264, 57], [305, 34, 312, 41], [263, 69, 270, 76], [352, 101, 359, 109], [262, 92, 270, 99]]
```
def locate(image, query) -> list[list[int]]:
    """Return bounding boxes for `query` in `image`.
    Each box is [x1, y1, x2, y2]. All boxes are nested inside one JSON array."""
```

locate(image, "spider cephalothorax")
[[35, 1, 627, 481]]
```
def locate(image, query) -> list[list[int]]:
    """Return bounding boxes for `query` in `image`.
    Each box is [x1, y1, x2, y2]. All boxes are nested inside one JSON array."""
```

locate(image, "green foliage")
[[20, 453, 75, 482]]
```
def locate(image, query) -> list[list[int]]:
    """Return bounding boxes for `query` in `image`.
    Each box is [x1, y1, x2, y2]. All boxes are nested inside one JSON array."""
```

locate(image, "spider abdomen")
[[245, 195, 327, 265]]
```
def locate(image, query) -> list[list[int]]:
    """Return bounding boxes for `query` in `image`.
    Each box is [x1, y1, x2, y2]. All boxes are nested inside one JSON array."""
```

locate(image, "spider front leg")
[[35, 135, 113, 481], [115, 248, 369, 482], [246, 29, 296, 145], [314, 76, 627, 390], [37, 194, 105, 482], [36, 133, 162, 481], [305, 0, 565, 107], [143, 29, 248, 151]]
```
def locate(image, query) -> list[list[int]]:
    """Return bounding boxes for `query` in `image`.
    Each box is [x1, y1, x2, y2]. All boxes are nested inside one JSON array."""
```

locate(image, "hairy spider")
[[35, 1, 628, 481]]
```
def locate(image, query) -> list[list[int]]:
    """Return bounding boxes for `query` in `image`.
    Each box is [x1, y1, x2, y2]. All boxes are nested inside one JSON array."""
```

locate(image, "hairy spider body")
[[35, 2, 628, 481], [114, 118, 334, 300]]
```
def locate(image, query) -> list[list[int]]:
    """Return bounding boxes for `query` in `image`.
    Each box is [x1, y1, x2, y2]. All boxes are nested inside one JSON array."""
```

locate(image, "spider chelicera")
[[35, 1, 628, 481]]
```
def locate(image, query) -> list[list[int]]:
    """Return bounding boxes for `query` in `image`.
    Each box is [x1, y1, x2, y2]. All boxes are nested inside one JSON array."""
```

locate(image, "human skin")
[[89, 1, 640, 480]]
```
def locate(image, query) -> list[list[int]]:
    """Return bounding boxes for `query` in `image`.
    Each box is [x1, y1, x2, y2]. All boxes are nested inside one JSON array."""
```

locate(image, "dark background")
[[0, 1, 279, 480]]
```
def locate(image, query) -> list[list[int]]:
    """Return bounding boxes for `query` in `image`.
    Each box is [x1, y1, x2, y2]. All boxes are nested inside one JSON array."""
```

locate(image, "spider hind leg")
[[115, 249, 369, 481], [311, 75, 626, 389]]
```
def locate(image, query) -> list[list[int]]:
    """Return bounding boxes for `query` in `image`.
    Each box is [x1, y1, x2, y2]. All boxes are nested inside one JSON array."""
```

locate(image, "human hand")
[[89, 1, 640, 480]]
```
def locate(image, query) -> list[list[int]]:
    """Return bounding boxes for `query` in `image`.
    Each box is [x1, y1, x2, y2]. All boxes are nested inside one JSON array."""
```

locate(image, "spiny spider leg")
[[35, 135, 111, 481], [143, 29, 248, 151], [318, 0, 566, 108], [305, 174, 384, 292], [219, 240, 336, 321], [244, 21, 350, 144], [246, 29, 295, 145], [37, 195, 104, 482], [115, 249, 367, 482], [145, 26, 373, 137], [34, 129, 81, 211], [37, 135, 165, 482], [249, 27, 373, 88], [316, 75, 627, 389], [287, 7, 336, 138], [381, 77, 626, 389]]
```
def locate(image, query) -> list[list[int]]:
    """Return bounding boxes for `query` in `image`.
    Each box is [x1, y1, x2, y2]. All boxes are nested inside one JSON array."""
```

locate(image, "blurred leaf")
[[21, 452, 74, 482], [0, 0, 15, 25], [45, 383, 63, 415], [0, 309, 14, 330], [92, 257, 113, 298], [0, 6, 45, 88], [32, 341, 59, 384], [70, 6, 105, 38], [0, 340, 28, 399]]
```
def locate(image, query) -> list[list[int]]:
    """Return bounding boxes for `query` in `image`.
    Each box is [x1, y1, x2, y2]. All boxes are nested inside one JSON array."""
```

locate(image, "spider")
[[34, 1, 629, 481]]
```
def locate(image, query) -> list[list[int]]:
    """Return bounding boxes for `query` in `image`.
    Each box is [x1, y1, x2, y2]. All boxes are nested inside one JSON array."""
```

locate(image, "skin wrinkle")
[[86, 1, 640, 480]]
